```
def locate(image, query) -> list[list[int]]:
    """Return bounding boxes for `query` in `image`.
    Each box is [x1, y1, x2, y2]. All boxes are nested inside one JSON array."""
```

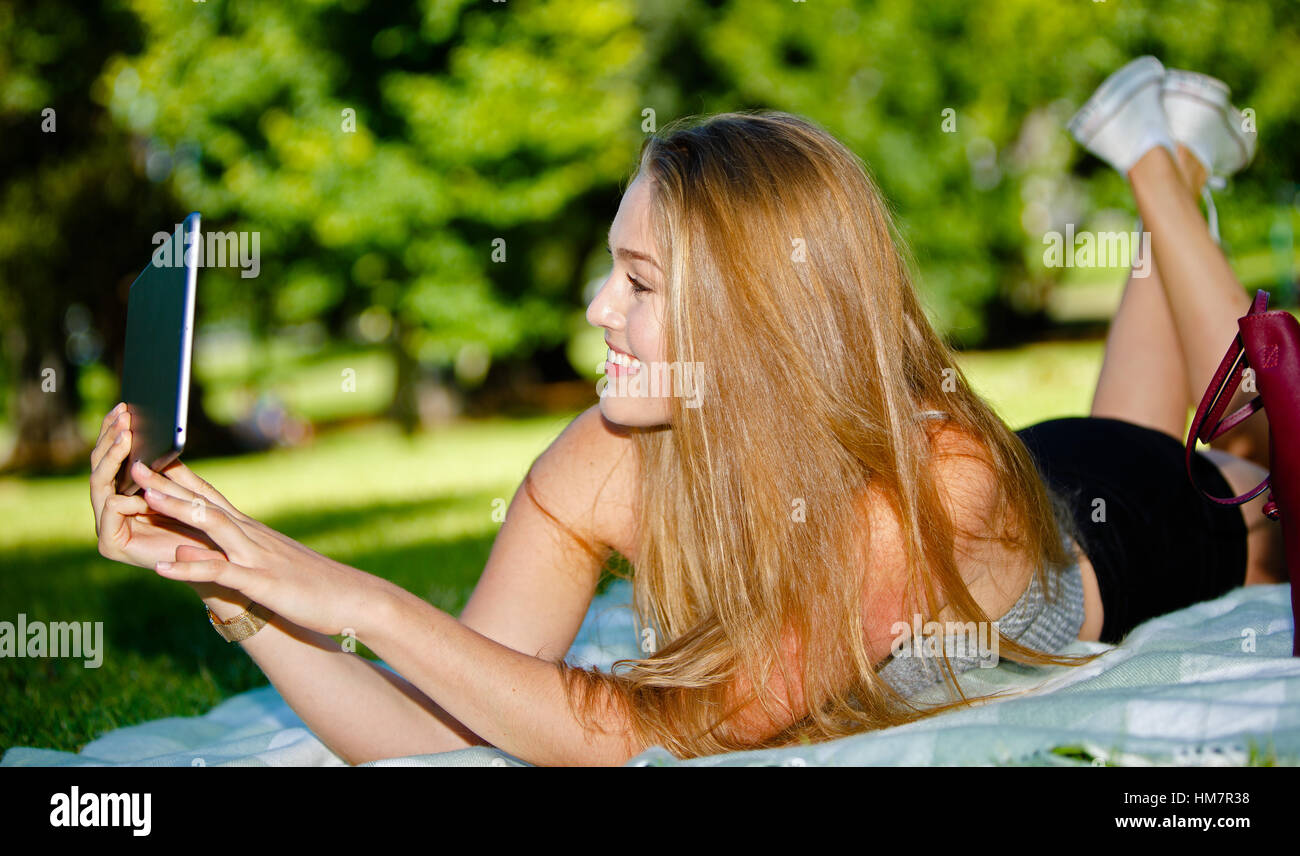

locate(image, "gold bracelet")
[[207, 602, 272, 643]]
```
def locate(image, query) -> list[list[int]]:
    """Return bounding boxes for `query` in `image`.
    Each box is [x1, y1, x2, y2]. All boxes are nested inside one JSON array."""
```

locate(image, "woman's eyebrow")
[[606, 242, 663, 272], [606, 226, 663, 271]]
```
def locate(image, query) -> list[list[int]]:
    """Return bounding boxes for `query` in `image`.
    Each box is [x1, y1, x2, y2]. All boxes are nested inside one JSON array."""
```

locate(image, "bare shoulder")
[[527, 404, 641, 560], [457, 405, 639, 661], [922, 416, 1034, 614], [923, 417, 1000, 518], [854, 412, 1026, 630]]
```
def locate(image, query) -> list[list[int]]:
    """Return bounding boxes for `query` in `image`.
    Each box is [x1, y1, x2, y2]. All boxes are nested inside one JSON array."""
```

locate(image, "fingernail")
[[145, 488, 158, 499]]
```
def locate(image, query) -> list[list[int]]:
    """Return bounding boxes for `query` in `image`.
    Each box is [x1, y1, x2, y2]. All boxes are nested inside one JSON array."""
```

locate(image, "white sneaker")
[[1068, 56, 1177, 176], [1162, 69, 1256, 180], [1162, 69, 1257, 243]]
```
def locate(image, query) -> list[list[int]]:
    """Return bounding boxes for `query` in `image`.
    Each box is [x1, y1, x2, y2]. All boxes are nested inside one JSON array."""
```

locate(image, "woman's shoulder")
[[527, 404, 642, 561], [911, 403, 996, 480], [858, 405, 1031, 634]]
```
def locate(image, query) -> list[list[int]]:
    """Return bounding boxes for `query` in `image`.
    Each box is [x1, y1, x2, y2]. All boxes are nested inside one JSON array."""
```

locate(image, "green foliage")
[[2, 0, 1298, 442], [693, 0, 1300, 343], [92, 0, 649, 361]]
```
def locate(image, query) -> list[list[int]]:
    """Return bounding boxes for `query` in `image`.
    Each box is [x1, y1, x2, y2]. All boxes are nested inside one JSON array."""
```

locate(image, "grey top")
[[874, 409, 1085, 697]]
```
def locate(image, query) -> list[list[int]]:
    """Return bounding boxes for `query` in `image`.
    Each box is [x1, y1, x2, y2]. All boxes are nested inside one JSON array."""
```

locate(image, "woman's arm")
[[205, 596, 490, 764], [358, 581, 642, 766], [137, 404, 635, 765], [88, 407, 452, 762], [129, 463, 497, 765], [338, 405, 643, 765]]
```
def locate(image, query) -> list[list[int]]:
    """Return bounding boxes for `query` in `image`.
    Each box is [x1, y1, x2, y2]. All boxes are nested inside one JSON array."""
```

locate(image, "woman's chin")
[[598, 395, 672, 429]]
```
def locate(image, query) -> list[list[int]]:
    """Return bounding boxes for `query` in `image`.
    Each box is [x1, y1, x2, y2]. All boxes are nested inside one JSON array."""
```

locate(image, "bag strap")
[[1184, 289, 1273, 506]]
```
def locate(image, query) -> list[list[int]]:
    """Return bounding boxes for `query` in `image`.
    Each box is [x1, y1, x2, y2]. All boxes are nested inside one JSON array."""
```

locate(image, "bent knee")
[[1200, 448, 1287, 585]]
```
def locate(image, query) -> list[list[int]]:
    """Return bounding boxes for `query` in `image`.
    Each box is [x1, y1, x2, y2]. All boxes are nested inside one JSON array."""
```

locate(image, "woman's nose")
[[586, 281, 623, 329]]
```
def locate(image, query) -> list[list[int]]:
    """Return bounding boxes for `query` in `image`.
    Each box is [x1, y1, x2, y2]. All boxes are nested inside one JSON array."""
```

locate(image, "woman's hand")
[[90, 403, 225, 569], [132, 460, 390, 638]]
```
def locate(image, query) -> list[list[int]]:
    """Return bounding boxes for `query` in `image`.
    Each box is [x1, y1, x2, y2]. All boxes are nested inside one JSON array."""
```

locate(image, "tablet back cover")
[[115, 213, 199, 494]]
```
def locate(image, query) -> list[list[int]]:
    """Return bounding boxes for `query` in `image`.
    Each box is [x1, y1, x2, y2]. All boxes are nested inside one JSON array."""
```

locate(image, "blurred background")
[[1, 0, 1297, 755]]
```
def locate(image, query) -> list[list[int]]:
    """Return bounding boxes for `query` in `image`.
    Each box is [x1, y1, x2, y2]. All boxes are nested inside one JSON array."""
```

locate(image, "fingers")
[[155, 556, 261, 599], [96, 402, 126, 446], [91, 426, 130, 483], [132, 459, 202, 506], [137, 460, 276, 552], [141, 482, 244, 552], [90, 407, 130, 473], [96, 492, 149, 549], [90, 423, 133, 531], [157, 459, 241, 517], [104, 492, 149, 517], [175, 544, 228, 562], [133, 459, 243, 522]]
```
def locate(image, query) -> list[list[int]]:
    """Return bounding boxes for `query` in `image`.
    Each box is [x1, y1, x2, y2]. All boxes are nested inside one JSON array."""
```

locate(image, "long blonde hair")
[[540, 110, 1090, 760]]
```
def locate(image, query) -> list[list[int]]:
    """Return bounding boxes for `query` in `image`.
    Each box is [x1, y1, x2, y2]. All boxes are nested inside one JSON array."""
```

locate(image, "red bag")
[[1185, 289, 1300, 656]]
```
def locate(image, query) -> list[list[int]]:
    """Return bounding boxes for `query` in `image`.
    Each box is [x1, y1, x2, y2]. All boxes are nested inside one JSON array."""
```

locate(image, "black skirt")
[[1014, 416, 1248, 644]]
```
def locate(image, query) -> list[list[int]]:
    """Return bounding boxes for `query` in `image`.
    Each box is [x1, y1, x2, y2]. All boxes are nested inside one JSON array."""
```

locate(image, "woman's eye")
[[627, 274, 650, 295]]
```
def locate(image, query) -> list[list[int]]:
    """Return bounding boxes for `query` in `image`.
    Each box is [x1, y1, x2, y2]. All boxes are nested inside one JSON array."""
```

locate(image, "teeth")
[[606, 347, 641, 369]]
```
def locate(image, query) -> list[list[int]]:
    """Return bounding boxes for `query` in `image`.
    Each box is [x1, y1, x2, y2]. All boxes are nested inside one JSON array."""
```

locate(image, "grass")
[[2, 337, 1110, 758], [0, 412, 582, 756]]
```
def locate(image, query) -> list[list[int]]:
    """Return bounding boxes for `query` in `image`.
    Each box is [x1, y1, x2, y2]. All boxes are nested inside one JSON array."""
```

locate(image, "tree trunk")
[[386, 317, 421, 434], [2, 342, 84, 475]]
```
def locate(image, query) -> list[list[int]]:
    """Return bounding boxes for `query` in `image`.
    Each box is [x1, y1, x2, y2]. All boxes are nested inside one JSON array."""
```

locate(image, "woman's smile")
[[605, 346, 642, 376]]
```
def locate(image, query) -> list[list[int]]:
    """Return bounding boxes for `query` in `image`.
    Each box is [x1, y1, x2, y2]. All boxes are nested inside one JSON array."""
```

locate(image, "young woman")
[[89, 67, 1287, 764]]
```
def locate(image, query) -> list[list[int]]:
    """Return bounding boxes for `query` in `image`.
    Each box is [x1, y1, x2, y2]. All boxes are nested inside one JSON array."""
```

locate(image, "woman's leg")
[[1083, 143, 1284, 600], [1200, 446, 1289, 584], [1127, 146, 1272, 469], [1089, 217, 1190, 441]]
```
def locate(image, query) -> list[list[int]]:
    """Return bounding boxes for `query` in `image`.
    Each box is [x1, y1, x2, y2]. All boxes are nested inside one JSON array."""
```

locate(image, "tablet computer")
[[114, 212, 200, 495]]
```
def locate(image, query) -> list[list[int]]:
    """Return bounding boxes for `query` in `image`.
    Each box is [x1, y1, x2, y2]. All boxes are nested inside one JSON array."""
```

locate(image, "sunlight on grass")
[[0, 343, 1108, 754], [1, 341, 1106, 554], [958, 340, 1103, 430], [0, 411, 580, 552]]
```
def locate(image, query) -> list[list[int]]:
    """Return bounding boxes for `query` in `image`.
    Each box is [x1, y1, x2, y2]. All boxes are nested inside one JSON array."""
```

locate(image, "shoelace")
[[1201, 175, 1227, 245]]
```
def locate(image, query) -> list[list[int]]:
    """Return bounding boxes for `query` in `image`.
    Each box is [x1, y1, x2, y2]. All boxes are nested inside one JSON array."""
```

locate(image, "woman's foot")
[[1175, 144, 1209, 195], [1162, 69, 1257, 244], [1068, 56, 1177, 176], [1162, 69, 1257, 180]]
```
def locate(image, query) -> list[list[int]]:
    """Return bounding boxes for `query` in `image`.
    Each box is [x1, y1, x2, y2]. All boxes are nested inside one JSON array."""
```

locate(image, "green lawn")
[[0, 412, 582, 755], [0, 339, 1111, 757]]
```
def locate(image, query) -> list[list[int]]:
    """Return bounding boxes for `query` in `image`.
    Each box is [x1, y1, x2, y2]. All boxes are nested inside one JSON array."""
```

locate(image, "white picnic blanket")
[[4, 580, 1298, 766]]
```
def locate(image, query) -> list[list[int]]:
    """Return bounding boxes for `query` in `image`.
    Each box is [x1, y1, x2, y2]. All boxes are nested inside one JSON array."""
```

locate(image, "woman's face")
[[586, 175, 672, 428]]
